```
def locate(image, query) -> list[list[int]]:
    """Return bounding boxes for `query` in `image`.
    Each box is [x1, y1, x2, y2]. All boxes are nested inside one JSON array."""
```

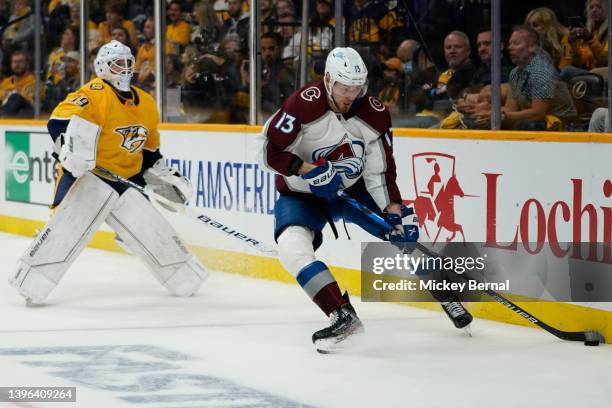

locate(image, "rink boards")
[[1, 121, 611, 339]]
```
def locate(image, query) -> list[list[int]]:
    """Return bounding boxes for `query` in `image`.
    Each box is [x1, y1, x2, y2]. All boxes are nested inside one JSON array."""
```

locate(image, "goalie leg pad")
[[9, 173, 118, 303], [105, 188, 208, 296]]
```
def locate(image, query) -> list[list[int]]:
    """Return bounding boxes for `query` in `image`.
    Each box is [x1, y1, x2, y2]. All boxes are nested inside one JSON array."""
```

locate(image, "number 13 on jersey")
[[274, 112, 296, 133]]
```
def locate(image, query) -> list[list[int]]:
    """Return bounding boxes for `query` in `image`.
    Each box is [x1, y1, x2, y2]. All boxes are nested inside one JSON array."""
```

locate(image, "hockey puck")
[[584, 340, 600, 346]]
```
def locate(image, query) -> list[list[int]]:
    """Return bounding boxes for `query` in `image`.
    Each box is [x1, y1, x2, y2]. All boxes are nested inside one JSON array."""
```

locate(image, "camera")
[[193, 28, 218, 54], [568, 16, 583, 29]]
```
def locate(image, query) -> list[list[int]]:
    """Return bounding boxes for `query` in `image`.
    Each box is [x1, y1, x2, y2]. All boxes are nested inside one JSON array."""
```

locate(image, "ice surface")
[[0, 232, 610, 408]]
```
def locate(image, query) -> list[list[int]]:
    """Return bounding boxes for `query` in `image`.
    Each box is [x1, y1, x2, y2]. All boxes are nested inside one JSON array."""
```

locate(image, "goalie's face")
[[95, 40, 135, 91], [107, 56, 135, 77]]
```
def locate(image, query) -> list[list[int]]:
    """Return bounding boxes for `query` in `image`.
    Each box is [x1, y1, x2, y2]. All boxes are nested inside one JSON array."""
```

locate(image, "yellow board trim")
[[0, 119, 610, 142], [2, 214, 610, 341]]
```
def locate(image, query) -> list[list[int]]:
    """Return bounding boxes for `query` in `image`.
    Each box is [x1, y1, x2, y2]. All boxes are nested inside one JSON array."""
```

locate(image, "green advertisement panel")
[[4, 131, 56, 205], [5, 131, 30, 203]]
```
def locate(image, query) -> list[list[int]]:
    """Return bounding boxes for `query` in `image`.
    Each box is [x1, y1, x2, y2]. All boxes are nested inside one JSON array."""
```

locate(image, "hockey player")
[[9, 40, 208, 304], [257, 47, 472, 352]]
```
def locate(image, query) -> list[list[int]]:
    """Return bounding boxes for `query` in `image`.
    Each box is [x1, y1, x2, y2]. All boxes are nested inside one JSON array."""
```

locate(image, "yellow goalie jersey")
[[48, 77, 160, 179]]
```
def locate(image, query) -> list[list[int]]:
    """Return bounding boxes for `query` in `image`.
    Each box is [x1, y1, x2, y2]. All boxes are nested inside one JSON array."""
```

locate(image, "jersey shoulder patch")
[[283, 81, 328, 125], [354, 94, 391, 135], [89, 82, 104, 90]]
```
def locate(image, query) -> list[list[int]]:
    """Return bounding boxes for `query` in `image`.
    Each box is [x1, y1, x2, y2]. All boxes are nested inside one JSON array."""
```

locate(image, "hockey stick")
[[93, 166, 278, 256], [338, 191, 606, 345]]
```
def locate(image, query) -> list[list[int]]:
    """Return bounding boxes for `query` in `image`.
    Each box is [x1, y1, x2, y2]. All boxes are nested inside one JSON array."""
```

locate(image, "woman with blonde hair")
[[560, 0, 608, 73], [191, 0, 223, 49], [525, 7, 568, 68]]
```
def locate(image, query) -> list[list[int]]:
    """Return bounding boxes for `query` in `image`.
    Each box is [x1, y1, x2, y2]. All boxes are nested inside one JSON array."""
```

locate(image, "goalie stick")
[[93, 166, 278, 256], [338, 191, 606, 345]]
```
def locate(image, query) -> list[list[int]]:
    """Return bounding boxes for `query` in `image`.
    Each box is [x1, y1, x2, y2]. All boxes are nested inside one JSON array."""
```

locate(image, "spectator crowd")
[[0, 0, 608, 131]]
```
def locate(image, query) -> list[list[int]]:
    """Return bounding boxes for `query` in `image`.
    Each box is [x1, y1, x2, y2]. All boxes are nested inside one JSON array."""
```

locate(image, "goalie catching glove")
[[385, 205, 419, 251], [143, 159, 193, 207], [301, 158, 343, 200]]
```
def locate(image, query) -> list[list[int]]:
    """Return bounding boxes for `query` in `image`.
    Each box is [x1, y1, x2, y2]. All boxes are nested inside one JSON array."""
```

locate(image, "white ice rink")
[[1, 232, 611, 408]]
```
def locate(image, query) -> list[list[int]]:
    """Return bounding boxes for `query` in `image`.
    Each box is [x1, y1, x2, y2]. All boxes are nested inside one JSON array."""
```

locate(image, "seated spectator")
[[587, 107, 609, 132], [395, 39, 419, 112], [424, 31, 476, 103], [274, 0, 295, 20], [0, 50, 40, 118], [309, 0, 335, 57], [468, 29, 512, 90], [222, 0, 249, 50], [525, 7, 568, 68], [97, 1, 138, 50], [473, 26, 577, 130], [69, 4, 100, 50], [396, 39, 419, 76], [560, 0, 609, 79], [191, 0, 223, 52], [259, 31, 295, 115], [346, 0, 386, 45], [45, 25, 79, 86], [167, 1, 192, 56], [2, 0, 34, 54], [45, 51, 80, 111], [135, 16, 155, 93], [378, 57, 403, 114], [278, 12, 300, 68], [378, 1, 406, 47], [111, 26, 134, 54], [260, 0, 276, 33]]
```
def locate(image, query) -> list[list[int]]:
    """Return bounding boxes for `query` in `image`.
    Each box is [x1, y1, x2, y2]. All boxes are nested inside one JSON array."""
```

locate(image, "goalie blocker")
[[9, 172, 208, 304]]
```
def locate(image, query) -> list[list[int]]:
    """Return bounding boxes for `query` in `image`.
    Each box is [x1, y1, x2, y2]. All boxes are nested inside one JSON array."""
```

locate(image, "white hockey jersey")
[[256, 80, 402, 211]]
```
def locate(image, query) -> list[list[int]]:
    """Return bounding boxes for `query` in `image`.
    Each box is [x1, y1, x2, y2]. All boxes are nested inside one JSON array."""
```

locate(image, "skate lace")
[[329, 307, 352, 325], [443, 302, 466, 318]]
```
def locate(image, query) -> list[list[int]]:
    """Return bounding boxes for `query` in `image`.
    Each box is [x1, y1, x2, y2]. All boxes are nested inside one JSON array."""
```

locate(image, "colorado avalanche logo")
[[115, 125, 148, 153], [300, 86, 321, 101], [368, 96, 385, 112], [312, 133, 364, 182]]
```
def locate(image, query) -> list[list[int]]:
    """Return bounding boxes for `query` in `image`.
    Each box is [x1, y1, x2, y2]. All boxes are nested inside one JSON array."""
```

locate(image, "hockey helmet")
[[324, 47, 368, 98], [94, 40, 135, 91]]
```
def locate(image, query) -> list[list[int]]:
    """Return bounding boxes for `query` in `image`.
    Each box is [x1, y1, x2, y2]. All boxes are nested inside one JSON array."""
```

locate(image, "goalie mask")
[[324, 47, 368, 101], [94, 40, 135, 91]]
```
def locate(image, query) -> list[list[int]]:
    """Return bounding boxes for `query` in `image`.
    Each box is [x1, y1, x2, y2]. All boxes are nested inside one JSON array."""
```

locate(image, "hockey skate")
[[312, 293, 364, 353], [441, 301, 473, 336]]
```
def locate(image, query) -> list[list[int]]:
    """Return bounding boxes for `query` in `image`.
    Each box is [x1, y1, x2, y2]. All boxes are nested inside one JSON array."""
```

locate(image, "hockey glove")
[[58, 116, 100, 178], [301, 159, 342, 200], [385, 205, 419, 252], [59, 142, 95, 178], [143, 159, 193, 207]]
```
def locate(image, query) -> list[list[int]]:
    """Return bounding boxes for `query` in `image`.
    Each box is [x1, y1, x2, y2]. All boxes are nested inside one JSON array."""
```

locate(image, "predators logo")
[[115, 125, 148, 153]]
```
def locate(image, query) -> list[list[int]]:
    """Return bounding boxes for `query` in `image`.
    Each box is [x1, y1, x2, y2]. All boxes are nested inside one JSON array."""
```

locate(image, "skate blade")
[[463, 324, 472, 337], [314, 327, 365, 354]]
